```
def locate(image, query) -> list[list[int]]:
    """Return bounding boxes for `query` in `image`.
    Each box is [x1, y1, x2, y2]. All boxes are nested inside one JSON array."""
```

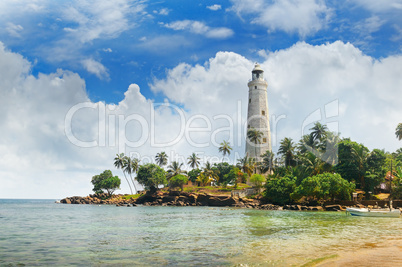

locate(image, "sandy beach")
[[317, 239, 402, 267]]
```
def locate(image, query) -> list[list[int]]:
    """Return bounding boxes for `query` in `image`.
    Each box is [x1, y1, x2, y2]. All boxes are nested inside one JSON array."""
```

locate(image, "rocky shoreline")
[[59, 191, 348, 211]]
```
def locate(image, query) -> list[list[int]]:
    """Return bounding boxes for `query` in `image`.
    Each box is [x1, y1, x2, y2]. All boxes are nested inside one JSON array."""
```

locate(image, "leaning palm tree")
[[396, 123, 402, 140], [123, 156, 139, 193], [278, 137, 296, 168], [114, 153, 133, 195], [187, 153, 201, 169], [155, 151, 168, 167], [167, 161, 187, 180], [218, 140, 232, 162], [247, 128, 263, 158], [310, 122, 328, 142]]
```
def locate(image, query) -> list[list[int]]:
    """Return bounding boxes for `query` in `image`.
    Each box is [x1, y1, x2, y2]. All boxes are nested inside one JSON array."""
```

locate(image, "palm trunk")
[[130, 174, 138, 194], [123, 172, 133, 195]]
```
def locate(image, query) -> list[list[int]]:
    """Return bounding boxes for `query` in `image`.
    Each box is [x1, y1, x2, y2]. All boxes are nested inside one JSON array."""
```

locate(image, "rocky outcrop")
[[60, 193, 136, 206], [60, 191, 356, 211]]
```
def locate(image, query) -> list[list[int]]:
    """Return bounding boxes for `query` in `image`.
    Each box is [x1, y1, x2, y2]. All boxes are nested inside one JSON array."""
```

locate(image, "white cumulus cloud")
[[1, 40, 402, 199], [164, 20, 234, 39], [207, 4, 222, 11], [230, 0, 331, 37], [81, 58, 110, 80]]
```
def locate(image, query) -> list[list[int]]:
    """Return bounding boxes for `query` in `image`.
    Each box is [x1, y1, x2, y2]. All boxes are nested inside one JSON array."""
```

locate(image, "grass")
[[122, 194, 142, 200], [181, 184, 253, 195]]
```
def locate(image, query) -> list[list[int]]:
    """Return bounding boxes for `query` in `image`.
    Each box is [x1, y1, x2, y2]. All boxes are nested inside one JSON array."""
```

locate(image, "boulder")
[[136, 194, 158, 204], [162, 195, 178, 203], [325, 204, 343, 211], [60, 198, 71, 204], [196, 193, 210, 206], [169, 191, 181, 196], [207, 196, 237, 207], [309, 206, 323, 211]]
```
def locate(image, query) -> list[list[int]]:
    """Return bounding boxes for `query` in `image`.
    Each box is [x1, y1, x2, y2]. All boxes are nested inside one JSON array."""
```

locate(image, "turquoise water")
[[1, 199, 401, 266]]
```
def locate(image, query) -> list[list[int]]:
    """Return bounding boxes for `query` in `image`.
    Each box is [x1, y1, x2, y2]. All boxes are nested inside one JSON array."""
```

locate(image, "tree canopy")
[[291, 173, 355, 202], [136, 163, 167, 192], [169, 174, 188, 191], [91, 170, 121, 196]]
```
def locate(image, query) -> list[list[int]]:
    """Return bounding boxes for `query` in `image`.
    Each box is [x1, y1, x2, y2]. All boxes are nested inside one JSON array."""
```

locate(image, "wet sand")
[[317, 240, 402, 267]]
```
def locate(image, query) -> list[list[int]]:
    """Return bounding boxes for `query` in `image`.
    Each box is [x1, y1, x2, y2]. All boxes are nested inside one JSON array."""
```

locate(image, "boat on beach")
[[346, 207, 401, 218]]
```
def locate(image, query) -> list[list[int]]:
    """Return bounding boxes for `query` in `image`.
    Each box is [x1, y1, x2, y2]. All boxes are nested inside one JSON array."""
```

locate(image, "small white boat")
[[346, 207, 401, 218]]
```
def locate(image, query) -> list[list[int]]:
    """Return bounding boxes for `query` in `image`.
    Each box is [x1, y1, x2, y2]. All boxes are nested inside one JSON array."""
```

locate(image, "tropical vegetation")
[[97, 123, 402, 202], [91, 170, 121, 196]]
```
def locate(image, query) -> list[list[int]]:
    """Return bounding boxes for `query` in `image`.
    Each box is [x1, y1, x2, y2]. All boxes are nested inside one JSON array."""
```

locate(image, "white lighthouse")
[[245, 63, 272, 160]]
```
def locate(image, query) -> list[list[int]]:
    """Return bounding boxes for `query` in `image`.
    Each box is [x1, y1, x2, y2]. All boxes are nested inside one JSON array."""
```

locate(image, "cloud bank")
[[1, 40, 401, 198]]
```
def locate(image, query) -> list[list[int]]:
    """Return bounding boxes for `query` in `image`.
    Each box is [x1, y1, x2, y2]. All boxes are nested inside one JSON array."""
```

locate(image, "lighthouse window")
[[249, 99, 251, 103], [255, 86, 257, 89], [262, 110, 265, 115], [248, 125, 250, 129], [263, 138, 267, 143]]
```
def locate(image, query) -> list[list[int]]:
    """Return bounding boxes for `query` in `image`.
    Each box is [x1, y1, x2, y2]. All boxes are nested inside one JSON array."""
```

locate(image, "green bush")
[[264, 175, 296, 205], [169, 174, 188, 191], [291, 173, 355, 201], [250, 174, 265, 189]]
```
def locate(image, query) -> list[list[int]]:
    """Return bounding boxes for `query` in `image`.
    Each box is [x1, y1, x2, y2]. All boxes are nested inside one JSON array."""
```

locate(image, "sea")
[[1, 199, 401, 266]]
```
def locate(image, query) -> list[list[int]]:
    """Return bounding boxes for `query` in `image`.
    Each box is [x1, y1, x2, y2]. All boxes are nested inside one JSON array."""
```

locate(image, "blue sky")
[[1, 0, 402, 198], [1, 0, 401, 103]]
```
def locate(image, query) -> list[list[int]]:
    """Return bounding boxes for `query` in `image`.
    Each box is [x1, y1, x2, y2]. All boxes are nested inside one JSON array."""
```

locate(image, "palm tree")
[[123, 156, 139, 193], [247, 128, 263, 158], [218, 140, 232, 162], [299, 152, 325, 176], [298, 134, 317, 154], [187, 153, 200, 169], [278, 137, 296, 168], [260, 150, 275, 173], [237, 155, 256, 177], [310, 122, 328, 142], [351, 144, 370, 190], [167, 161, 186, 179], [155, 151, 168, 167], [196, 173, 213, 186], [396, 123, 402, 140], [201, 161, 219, 185], [114, 153, 133, 195]]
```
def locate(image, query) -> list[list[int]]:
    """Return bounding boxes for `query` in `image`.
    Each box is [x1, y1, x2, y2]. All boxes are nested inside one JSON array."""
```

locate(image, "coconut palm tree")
[[196, 173, 213, 186], [201, 161, 219, 185], [310, 122, 328, 142], [167, 161, 186, 179], [299, 152, 325, 176], [218, 140, 232, 162], [114, 153, 133, 195], [260, 150, 275, 173], [278, 137, 296, 168], [396, 123, 402, 140], [351, 144, 370, 190], [237, 155, 257, 177], [247, 128, 263, 158], [123, 156, 139, 193], [155, 151, 168, 167], [298, 134, 318, 154], [187, 153, 200, 169]]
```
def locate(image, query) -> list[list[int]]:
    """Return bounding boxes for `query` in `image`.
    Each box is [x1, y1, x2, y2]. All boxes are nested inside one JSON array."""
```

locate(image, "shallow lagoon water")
[[1, 199, 401, 266]]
